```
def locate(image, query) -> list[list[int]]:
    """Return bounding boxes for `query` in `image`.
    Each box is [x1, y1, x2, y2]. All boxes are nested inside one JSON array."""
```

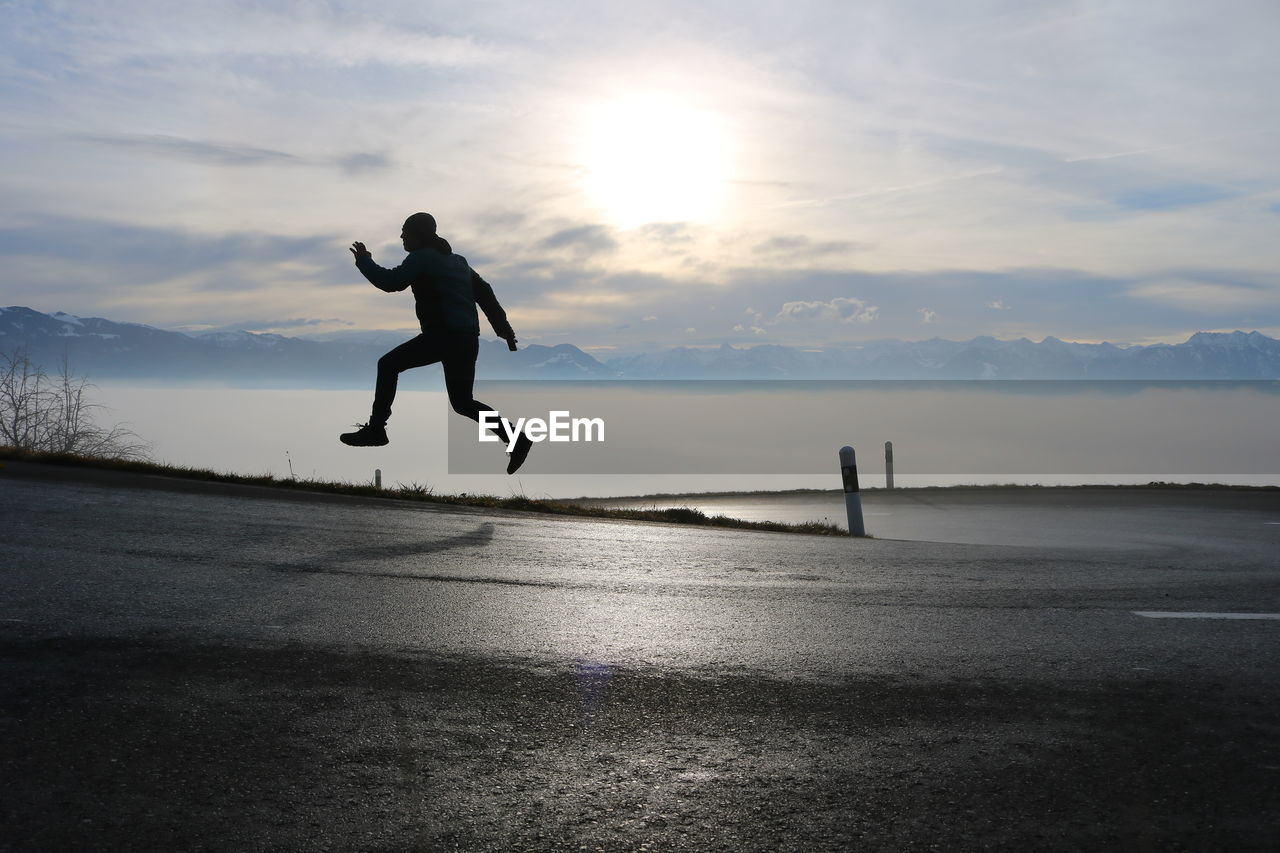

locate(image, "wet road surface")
[[2, 462, 1279, 850]]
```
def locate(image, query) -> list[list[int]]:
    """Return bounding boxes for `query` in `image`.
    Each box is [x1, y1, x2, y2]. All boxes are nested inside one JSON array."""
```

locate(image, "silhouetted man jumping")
[[341, 212, 533, 474]]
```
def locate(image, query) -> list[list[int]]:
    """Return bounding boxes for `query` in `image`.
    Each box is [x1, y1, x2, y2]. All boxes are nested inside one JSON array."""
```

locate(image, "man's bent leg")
[[371, 335, 444, 426], [344, 336, 444, 446]]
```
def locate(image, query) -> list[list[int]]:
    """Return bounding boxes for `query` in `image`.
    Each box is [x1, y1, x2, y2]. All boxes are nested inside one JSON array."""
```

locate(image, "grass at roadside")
[[574, 481, 1279, 502], [0, 447, 850, 537]]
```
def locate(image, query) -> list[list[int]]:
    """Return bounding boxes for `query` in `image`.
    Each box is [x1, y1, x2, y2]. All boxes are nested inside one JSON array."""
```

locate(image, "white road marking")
[[1133, 611, 1280, 620]]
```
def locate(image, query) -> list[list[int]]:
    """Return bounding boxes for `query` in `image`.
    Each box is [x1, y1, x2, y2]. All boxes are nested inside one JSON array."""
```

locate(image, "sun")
[[578, 93, 731, 228]]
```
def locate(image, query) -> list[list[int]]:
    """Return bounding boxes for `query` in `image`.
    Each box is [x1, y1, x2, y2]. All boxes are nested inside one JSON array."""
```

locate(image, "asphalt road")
[[2, 462, 1279, 851]]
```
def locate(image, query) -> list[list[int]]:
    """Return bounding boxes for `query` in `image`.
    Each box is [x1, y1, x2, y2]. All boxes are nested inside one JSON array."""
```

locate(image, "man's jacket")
[[355, 249, 515, 339]]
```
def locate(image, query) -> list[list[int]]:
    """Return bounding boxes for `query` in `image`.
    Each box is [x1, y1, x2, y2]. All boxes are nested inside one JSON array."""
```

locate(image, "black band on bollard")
[[841, 464, 859, 493]]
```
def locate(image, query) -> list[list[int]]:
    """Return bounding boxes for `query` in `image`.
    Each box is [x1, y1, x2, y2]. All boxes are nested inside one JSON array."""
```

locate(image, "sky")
[[3, 0, 1280, 356]]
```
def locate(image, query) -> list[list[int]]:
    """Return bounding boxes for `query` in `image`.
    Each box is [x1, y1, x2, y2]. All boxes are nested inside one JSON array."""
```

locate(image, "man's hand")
[[349, 241, 370, 259], [506, 336, 518, 352]]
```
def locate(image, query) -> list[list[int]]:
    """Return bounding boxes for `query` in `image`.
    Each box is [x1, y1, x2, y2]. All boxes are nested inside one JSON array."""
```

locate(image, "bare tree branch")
[[0, 348, 152, 461]]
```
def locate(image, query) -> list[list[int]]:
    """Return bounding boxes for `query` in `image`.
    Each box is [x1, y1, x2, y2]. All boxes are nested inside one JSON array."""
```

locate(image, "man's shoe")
[[506, 433, 532, 474], [340, 422, 388, 447]]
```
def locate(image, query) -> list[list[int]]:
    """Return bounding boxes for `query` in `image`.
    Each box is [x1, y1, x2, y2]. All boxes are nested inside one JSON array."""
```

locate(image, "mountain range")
[[0, 306, 608, 386], [3, 306, 1278, 383]]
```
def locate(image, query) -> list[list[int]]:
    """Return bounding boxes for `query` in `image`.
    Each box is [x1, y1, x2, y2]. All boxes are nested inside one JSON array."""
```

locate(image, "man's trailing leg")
[[440, 340, 532, 474], [506, 432, 533, 474]]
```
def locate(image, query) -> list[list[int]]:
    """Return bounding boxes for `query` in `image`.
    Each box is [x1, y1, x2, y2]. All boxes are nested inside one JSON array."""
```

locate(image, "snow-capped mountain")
[[0, 307, 614, 383], [3, 306, 1278, 383], [602, 333, 1280, 379]]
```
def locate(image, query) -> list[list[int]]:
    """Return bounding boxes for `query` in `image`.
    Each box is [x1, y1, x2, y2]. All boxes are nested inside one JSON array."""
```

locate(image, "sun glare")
[[579, 94, 731, 228]]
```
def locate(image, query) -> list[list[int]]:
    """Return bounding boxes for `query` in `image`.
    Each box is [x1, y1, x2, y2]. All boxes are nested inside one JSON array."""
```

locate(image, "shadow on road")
[[263, 522, 551, 586]]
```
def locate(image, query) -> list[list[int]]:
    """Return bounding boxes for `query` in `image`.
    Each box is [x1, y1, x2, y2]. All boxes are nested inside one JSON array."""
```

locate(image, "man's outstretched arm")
[[472, 271, 518, 349], [349, 242, 439, 293]]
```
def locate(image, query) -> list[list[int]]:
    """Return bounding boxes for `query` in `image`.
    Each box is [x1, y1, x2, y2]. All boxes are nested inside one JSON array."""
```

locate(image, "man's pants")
[[371, 333, 508, 441]]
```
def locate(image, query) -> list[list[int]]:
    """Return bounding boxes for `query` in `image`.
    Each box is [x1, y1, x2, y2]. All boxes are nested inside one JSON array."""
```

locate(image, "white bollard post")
[[839, 446, 866, 537], [885, 441, 894, 490], [374, 468, 382, 490]]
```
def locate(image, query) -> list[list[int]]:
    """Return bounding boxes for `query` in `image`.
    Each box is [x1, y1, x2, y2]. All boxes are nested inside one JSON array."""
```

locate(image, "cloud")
[[470, 209, 529, 231], [5, 1, 1279, 350], [752, 235, 860, 259], [77, 133, 300, 167], [0, 213, 349, 331], [187, 318, 356, 334], [0, 215, 335, 278], [1110, 182, 1239, 212], [18, 3, 506, 71], [637, 223, 696, 244], [1062, 135, 1245, 164], [987, 300, 1011, 310], [545, 288, 635, 308], [774, 297, 878, 324], [771, 167, 1006, 211], [735, 308, 767, 336], [1129, 277, 1277, 311], [336, 152, 393, 175], [719, 266, 1280, 346], [539, 224, 619, 256], [76, 133, 391, 173]]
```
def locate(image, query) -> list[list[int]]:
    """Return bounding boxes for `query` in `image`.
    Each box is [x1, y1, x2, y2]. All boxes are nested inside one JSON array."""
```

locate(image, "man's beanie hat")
[[404, 212, 438, 236]]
